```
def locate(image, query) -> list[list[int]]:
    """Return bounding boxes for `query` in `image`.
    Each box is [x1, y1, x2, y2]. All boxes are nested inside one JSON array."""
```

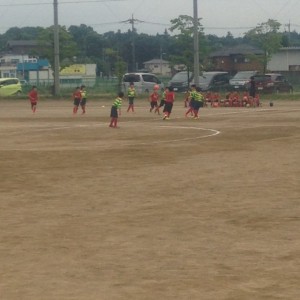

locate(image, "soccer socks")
[[127, 104, 134, 112], [113, 118, 118, 127]]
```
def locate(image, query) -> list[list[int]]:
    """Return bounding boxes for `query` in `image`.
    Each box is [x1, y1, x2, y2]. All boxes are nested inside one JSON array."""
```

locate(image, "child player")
[[154, 86, 166, 115], [192, 87, 204, 119], [127, 82, 136, 112], [80, 85, 87, 114], [163, 86, 175, 120], [109, 91, 124, 128], [149, 84, 160, 113], [72, 86, 82, 114], [185, 84, 197, 117], [28, 85, 38, 113]]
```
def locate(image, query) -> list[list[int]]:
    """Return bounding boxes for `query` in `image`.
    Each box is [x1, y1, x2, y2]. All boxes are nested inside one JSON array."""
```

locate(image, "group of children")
[[27, 81, 201, 125], [109, 82, 176, 127], [197, 91, 260, 108], [108, 82, 208, 128]]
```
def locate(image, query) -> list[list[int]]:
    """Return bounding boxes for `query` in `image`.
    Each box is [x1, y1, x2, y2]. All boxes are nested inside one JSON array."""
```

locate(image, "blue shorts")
[[110, 106, 118, 118]]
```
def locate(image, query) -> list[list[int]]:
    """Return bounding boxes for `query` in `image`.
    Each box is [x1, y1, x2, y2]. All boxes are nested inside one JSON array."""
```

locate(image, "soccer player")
[[149, 85, 160, 113], [154, 87, 167, 115], [163, 86, 175, 120], [109, 91, 124, 128], [185, 84, 197, 117], [72, 86, 82, 114], [127, 82, 136, 112], [192, 87, 204, 119], [28, 85, 38, 113], [80, 85, 87, 114]]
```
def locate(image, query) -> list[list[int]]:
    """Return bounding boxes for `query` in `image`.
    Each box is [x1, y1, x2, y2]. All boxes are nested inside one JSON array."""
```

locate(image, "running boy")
[[28, 86, 38, 113], [80, 85, 87, 114], [127, 82, 136, 112], [163, 86, 175, 120], [72, 86, 82, 114], [109, 91, 124, 128], [149, 85, 160, 113]]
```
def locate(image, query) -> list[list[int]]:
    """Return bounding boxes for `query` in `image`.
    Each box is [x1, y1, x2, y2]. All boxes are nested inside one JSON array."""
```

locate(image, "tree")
[[37, 26, 78, 70], [169, 15, 206, 73], [244, 19, 283, 72]]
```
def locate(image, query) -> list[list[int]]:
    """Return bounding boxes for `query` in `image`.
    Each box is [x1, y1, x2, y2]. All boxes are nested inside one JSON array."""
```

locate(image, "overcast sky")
[[0, 0, 299, 37]]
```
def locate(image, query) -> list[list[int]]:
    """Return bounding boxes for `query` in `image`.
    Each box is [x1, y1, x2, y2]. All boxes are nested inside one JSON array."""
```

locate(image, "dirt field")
[[0, 99, 299, 300]]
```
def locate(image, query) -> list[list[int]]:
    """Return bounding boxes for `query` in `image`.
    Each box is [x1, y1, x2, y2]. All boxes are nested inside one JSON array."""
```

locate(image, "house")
[[143, 59, 171, 76], [209, 44, 264, 74]]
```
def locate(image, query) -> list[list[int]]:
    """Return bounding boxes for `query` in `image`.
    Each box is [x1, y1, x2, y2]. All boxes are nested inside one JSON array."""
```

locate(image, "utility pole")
[[121, 15, 144, 72], [193, 0, 200, 87], [53, 0, 60, 96], [130, 15, 136, 72], [285, 21, 291, 45]]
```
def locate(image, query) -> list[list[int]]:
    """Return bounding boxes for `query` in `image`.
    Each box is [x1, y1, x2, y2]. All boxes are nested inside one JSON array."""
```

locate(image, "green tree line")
[[0, 18, 298, 77]]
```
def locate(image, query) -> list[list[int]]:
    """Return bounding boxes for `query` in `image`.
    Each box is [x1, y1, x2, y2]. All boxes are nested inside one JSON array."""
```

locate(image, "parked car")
[[229, 70, 258, 91], [250, 73, 293, 94], [168, 71, 193, 92], [0, 78, 22, 96], [198, 71, 230, 92], [168, 71, 229, 92], [122, 72, 164, 94], [265, 73, 293, 93]]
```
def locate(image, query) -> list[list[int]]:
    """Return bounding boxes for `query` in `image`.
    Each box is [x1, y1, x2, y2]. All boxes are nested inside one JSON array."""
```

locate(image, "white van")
[[122, 73, 164, 94]]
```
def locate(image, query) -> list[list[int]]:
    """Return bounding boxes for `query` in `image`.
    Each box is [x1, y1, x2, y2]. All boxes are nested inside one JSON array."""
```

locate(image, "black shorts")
[[158, 100, 165, 107], [193, 101, 203, 110], [150, 101, 158, 109], [110, 106, 118, 118], [189, 99, 196, 109], [163, 102, 173, 113], [128, 97, 134, 105], [74, 98, 81, 106], [80, 98, 87, 106]]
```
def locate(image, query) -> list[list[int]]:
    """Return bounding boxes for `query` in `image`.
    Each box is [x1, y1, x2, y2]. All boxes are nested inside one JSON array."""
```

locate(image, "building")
[[143, 59, 171, 76], [0, 53, 38, 78], [60, 64, 97, 87], [267, 47, 300, 72], [17, 59, 52, 85], [209, 44, 264, 74]]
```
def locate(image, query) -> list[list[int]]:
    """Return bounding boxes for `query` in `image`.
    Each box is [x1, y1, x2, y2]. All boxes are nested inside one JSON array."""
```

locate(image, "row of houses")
[[143, 44, 300, 76]]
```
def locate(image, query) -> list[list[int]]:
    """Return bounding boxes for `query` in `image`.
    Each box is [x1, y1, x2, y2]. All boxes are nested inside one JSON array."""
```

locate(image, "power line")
[[0, 0, 125, 7]]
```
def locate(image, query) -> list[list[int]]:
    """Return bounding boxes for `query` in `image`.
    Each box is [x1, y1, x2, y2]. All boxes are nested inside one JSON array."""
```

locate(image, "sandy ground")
[[0, 98, 299, 300]]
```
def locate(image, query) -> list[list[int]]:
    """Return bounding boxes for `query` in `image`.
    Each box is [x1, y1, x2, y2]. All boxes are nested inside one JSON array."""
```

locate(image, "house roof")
[[7, 40, 39, 47], [210, 44, 264, 57], [144, 59, 169, 64]]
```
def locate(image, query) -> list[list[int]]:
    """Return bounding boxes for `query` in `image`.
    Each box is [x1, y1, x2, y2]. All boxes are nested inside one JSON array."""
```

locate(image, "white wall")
[[268, 49, 300, 71]]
